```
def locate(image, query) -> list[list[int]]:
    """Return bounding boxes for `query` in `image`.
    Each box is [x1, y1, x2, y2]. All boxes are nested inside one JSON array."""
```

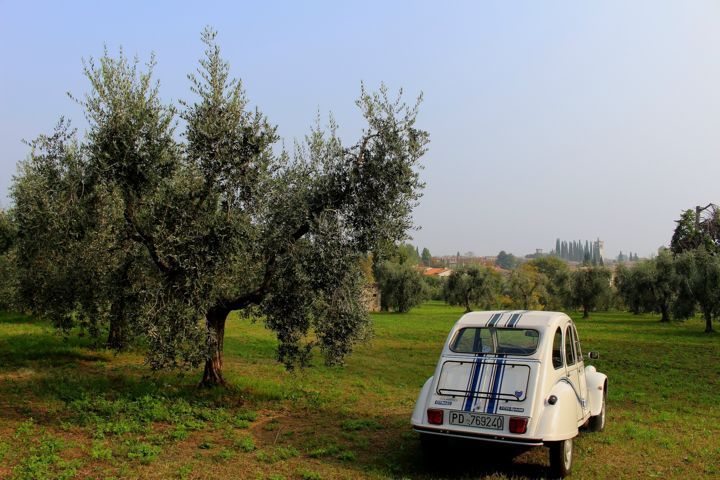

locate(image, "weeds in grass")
[[234, 419, 251, 429], [126, 441, 161, 464], [197, 439, 213, 449], [337, 450, 356, 461], [170, 425, 189, 440], [11, 435, 78, 480], [90, 440, 113, 460], [256, 446, 299, 464], [298, 470, 323, 480], [308, 444, 340, 458], [213, 448, 235, 462], [340, 418, 383, 431], [14, 418, 36, 439], [236, 410, 259, 422], [233, 435, 256, 452], [177, 464, 193, 480], [263, 419, 280, 431]]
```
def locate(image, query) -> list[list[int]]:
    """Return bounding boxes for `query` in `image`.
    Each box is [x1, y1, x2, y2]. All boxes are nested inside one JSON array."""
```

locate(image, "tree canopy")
[[673, 248, 720, 332], [375, 261, 426, 313], [11, 29, 429, 386], [670, 205, 720, 254], [443, 265, 502, 313], [568, 266, 611, 318], [616, 249, 677, 322]]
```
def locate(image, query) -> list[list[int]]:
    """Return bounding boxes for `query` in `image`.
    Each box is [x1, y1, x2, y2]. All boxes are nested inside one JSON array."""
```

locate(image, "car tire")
[[588, 389, 606, 432], [548, 437, 573, 478]]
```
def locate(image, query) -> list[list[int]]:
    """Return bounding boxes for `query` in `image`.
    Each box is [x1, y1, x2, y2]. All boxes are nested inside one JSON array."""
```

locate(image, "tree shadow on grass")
[[0, 332, 107, 370], [0, 311, 44, 325]]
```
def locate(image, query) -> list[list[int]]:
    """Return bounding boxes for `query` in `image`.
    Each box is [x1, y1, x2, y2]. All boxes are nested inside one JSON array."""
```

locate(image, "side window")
[[564, 325, 576, 366], [572, 325, 582, 362], [552, 327, 563, 369]]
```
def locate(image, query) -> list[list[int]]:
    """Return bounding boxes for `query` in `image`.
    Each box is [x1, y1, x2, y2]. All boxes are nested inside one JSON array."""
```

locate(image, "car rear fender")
[[584, 366, 607, 416], [411, 376, 434, 425], [535, 381, 578, 442]]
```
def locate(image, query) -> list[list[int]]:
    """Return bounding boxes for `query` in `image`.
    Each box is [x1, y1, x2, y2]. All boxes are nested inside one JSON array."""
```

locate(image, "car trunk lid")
[[436, 356, 537, 415]]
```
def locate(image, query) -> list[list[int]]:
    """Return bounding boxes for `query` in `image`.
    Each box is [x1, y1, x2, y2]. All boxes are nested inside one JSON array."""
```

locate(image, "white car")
[[411, 310, 607, 477]]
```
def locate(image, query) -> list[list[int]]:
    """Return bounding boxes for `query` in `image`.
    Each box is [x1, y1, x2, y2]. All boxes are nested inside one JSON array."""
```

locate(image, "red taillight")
[[427, 409, 443, 425], [509, 417, 528, 434]]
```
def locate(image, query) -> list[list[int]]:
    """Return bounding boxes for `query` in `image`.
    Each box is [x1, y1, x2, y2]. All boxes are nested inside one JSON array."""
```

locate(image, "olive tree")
[[673, 248, 720, 333], [444, 265, 502, 313], [568, 266, 612, 318], [0, 209, 18, 309], [615, 250, 677, 322], [12, 29, 428, 386], [375, 261, 426, 313], [670, 205, 720, 254], [528, 257, 570, 310], [12, 122, 125, 341], [507, 263, 547, 310]]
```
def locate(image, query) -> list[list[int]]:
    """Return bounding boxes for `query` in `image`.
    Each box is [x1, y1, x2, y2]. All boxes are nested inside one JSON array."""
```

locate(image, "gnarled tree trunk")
[[107, 316, 127, 350], [704, 310, 714, 333], [659, 303, 670, 323], [200, 307, 230, 387]]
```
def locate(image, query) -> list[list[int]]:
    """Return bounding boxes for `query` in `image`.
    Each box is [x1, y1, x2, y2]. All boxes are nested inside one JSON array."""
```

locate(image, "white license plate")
[[448, 411, 504, 430]]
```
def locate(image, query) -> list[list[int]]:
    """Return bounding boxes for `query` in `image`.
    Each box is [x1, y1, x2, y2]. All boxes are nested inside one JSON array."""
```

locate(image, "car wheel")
[[588, 390, 606, 432], [548, 437, 573, 478]]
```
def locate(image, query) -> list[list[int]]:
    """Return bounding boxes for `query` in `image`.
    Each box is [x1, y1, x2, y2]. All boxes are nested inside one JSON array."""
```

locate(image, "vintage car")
[[411, 310, 607, 477]]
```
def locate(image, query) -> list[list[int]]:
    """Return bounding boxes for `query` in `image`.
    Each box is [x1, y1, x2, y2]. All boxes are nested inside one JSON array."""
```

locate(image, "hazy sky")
[[2, 1, 719, 258]]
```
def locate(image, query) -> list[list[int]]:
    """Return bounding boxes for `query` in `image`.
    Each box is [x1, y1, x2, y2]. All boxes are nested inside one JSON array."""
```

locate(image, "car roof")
[[454, 310, 570, 331]]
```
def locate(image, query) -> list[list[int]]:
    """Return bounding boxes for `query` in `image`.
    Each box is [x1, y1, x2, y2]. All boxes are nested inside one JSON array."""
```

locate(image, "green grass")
[[0, 303, 718, 478]]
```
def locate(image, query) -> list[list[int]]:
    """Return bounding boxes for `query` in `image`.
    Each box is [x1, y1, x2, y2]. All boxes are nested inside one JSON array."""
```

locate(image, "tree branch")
[[215, 129, 381, 314]]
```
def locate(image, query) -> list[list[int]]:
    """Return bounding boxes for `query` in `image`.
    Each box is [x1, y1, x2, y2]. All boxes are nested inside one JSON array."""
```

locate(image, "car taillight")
[[509, 417, 528, 434], [427, 409, 443, 425]]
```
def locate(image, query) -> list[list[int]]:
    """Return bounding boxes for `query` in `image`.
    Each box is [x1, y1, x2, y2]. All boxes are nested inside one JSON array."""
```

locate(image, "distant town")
[[419, 238, 645, 277]]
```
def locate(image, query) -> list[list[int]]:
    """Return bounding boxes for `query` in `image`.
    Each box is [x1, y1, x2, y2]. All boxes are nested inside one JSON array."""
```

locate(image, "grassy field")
[[0, 302, 718, 479]]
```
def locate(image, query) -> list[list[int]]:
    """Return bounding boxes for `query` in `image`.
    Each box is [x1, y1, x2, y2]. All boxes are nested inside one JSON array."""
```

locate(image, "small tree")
[[569, 266, 611, 318], [507, 263, 547, 310], [528, 256, 570, 310], [421, 247, 432, 266], [616, 250, 677, 322], [673, 248, 720, 333], [444, 265, 502, 313], [375, 261, 426, 313], [495, 250, 517, 270]]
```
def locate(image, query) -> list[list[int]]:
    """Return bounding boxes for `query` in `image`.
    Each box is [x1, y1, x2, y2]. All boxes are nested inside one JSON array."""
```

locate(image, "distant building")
[[594, 239, 605, 259], [363, 283, 381, 312], [422, 267, 453, 277]]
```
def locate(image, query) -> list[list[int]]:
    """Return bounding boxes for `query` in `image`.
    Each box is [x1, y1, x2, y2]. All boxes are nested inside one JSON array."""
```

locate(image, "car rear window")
[[450, 327, 539, 355]]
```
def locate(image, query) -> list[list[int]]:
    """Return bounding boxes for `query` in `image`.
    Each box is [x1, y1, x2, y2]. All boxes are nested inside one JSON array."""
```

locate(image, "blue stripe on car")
[[464, 356, 484, 411], [486, 355, 506, 413], [487, 312, 503, 327], [493, 357, 507, 413], [505, 312, 519, 327], [463, 355, 479, 411]]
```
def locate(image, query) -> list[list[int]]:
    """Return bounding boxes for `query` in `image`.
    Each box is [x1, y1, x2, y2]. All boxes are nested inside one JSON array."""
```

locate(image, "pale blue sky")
[[2, 1, 719, 258]]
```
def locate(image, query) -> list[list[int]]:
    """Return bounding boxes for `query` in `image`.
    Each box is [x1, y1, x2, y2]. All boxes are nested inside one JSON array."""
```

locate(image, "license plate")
[[448, 411, 504, 430]]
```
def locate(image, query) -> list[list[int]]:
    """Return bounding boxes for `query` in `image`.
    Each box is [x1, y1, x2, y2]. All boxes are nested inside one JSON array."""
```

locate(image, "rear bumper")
[[413, 425, 544, 446]]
